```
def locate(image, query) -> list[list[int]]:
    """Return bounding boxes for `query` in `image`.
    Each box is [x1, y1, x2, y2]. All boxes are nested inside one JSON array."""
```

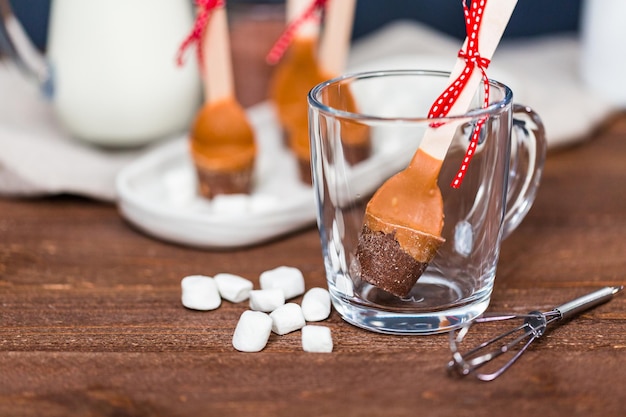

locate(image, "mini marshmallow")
[[269, 303, 306, 335], [250, 194, 279, 214], [232, 310, 273, 352], [214, 273, 253, 303], [301, 287, 331, 322], [259, 266, 305, 300], [163, 168, 195, 206], [181, 275, 221, 311], [301, 325, 333, 353], [249, 289, 285, 312], [211, 194, 250, 216]]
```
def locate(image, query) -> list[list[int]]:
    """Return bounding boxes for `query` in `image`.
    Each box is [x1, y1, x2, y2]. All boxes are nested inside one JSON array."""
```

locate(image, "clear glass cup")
[[308, 70, 546, 335]]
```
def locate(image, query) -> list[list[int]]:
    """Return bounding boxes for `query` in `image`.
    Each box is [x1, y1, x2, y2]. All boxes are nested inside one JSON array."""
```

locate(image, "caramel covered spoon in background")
[[314, 0, 371, 165], [268, 0, 325, 183], [190, 4, 256, 199], [357, 0, 518, 297]]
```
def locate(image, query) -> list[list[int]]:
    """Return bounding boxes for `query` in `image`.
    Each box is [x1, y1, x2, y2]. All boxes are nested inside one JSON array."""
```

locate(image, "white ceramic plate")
[[115, 102, 411, 248], [117, 103, 312, 248]]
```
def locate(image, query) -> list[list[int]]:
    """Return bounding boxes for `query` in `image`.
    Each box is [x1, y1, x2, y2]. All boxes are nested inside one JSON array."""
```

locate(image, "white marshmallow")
[[301, 287, 331, 322], [249, 289, 285, 312], [250, 194, 279, 214], [180, 275, 221, 311], [211, 194, 250, 216], [301, 325, 333, 353], [269, 303, 306, 335], [259, 266, 305, 300], [163, 167, 195, 206], [232, 310, 273, 352], [214, 273, 253, 303]]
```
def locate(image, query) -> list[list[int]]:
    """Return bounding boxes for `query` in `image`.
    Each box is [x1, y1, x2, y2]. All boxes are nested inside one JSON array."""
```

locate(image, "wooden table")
[[2, 14, 626, 408], [1, 112, 624, 416]]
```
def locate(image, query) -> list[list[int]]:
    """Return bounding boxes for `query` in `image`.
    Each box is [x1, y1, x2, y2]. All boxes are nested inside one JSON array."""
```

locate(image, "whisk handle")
[[554, 286, 623, 320]]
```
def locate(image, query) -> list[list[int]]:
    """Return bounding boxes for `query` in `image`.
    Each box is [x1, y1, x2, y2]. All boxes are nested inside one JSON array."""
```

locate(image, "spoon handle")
[[418, 0, 518, 161], [318, 0, 356, 77], [203, 5, 234, 103]]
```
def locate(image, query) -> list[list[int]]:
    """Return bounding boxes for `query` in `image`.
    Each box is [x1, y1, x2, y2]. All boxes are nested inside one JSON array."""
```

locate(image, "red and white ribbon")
[[176, 0, 224, 68], [428, 0, 491, 189], [265, 0, 329, 65]]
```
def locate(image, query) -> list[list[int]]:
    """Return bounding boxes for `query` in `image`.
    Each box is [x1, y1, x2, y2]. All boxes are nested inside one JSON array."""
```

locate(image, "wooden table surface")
[[1, 112, 625, 416], [2, 15, 626, 411]]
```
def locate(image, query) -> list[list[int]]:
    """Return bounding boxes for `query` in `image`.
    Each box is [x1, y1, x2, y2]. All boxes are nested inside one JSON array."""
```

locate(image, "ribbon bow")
[[428, 0, 491, 189], [265, 0, 329, 65], [176, 0, 225, 68]]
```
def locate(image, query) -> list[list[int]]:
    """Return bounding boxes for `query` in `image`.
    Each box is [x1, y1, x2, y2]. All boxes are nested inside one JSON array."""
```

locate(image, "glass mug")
[[308, 70, 546, 335]]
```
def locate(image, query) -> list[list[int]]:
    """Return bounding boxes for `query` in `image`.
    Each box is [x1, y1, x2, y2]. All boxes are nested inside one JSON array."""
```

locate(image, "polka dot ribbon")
[[176, 0, 225, 68], [428, 0, 491, 189], [265, 0, 329, 65]]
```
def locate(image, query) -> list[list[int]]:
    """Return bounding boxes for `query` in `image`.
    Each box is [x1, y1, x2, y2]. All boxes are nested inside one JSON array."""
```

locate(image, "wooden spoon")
[[357, 0, 519, 297], [190, 5, 256, 199], [318, 0, 355, 77]]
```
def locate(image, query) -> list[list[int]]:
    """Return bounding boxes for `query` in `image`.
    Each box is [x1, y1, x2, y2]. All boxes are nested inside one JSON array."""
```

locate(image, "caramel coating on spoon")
[[286, 75, 372, 156], [190, 98, 256, 198], [363, 148, 445, 259], [320, 81, 371, 165], [270, 38, 323, 138], [357, 149, 445, 297], [270, 38, 371, 182], [269, 38, 323, 182], [190, 98, 256, 171], [288, 79, 372, 183]]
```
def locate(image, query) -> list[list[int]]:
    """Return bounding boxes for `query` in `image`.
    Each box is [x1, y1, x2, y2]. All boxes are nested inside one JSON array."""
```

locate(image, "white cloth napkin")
[[0, 21, 617, 202]]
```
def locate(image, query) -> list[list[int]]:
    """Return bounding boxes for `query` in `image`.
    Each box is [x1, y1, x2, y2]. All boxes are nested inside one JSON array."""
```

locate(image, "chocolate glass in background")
[[228, 1, 285, 107]]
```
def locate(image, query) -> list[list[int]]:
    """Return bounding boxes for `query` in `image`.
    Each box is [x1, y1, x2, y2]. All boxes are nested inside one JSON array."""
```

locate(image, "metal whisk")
[[448, 286, 623, 381]]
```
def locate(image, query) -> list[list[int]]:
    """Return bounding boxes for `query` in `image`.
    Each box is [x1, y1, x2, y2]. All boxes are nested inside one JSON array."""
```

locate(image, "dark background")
[[10, 0, 582, 51]]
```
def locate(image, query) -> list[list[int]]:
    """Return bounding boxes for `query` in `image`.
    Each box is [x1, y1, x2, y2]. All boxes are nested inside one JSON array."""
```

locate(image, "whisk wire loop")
[[447, 286, 622, 381], [448, 313, 545, 381]]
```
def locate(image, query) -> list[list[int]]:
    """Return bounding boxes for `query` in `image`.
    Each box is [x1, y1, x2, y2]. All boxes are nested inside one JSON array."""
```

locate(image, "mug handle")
[[502, 103, 547, 239], [0, 0, 52, 94]]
